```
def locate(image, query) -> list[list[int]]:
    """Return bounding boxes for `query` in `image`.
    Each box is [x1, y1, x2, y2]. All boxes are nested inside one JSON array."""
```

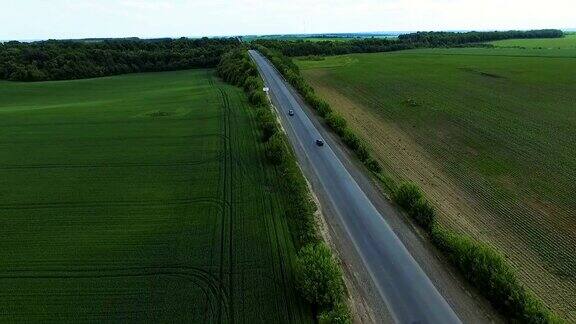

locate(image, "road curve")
[[249, 50, 461, 324]]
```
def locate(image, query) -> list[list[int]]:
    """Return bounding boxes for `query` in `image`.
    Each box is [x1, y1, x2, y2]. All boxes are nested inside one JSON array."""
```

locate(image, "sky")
[[1, 0, 575, 40]]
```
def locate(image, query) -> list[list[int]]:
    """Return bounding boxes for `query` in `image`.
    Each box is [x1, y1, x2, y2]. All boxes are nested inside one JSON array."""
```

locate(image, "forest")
[[0, 37, 239, 81], [253, 38, 412, 57], [398, 29, 564, 45], [0, 30, 563, 82]]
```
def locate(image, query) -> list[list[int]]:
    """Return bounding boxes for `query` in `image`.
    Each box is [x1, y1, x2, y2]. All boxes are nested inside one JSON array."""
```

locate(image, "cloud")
[[1, 0, 574, 40]]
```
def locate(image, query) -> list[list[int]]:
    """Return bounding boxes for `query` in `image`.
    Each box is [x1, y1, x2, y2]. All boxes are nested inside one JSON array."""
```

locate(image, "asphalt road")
[[249, 50, 461, 324]]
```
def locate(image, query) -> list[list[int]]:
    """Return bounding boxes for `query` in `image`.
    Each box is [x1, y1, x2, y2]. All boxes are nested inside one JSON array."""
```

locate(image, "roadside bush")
[[354, 142, 370, 163], [296, 243, 345, 307], [243, 75, 262, 93], [304, 92, 333, 118], [261, 119, 278, 141], [278, 162, 319, 246], [249, 90, 268, 107], [411, 198, 436, 231], [325, 112, 347, 136], [365, 158, 382, 174], [255, 109, 278, 141], [393, 182, 423, 211], [391, 179, 558, 322], [431, 227, 558, 323], [341, 129, 361, 151], [318, 302, 352, 324], [316, 100, 333, 117], [393, 183, 437, 232], [265, 133, 287, 165]]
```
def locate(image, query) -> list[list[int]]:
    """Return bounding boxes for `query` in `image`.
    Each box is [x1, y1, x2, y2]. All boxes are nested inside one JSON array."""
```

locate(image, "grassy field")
[[296, 48, 576, 320], [489, 34, 576, 49], [0, 70, 312, 322]]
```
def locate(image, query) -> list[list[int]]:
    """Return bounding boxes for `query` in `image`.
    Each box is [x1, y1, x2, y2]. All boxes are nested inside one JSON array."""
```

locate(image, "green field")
[[296, 48, 576, 319], [0, 70, 311, 322], [489, 34, 576, 49]]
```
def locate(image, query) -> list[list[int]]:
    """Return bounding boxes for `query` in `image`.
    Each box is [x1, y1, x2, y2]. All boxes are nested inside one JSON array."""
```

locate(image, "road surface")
[[249, 50, 461, 324]]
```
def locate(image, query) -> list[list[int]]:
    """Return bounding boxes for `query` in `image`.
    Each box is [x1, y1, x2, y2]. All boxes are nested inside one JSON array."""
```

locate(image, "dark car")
[[315, 139, 324, 146], [288, 109, 294, 116]]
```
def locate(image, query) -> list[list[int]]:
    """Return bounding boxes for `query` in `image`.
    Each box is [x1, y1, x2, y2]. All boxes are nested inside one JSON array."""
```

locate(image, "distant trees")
[[254, 38, 413, 57], [217, 49, 259, 86], [2, 29, 563, 82], [0, 37, 239, 81], [254, 29, 564, 57], [398, 29, 564, 45]]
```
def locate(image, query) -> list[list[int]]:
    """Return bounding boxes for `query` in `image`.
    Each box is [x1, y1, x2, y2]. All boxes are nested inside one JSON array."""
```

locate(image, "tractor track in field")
[[0, 133, 223, 146], [225, 87, 237, 324], [0, 197, 229, 211], [0, 266, 230, 320], [240, 92, 296, 322], [217, 87, 235, 323], [0, 118, 221, 128], [243, 97, 270, 320], [0, 156, 223, 170]]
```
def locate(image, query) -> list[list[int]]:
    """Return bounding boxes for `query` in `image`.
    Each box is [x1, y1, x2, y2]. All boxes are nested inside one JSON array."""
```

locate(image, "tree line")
[[253, 38, 413, 57], [398, 29, 564, 45], [0, 37, 239, 81], [253, 29, 564, 57], [1, 29, 563, 82]]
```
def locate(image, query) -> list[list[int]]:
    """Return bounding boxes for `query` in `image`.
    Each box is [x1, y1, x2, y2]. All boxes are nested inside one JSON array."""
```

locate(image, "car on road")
[[315, 139, 324, 146], [288, 109, 294, 116]]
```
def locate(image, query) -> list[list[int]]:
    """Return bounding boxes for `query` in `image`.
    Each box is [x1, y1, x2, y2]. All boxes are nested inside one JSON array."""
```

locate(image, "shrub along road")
[[249, 49, 466, 323]]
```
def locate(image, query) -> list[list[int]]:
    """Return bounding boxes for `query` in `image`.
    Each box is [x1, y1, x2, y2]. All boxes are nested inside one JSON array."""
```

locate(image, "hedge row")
[[296, 243, 350, 323], [251, 45, 561, 323], [253, 45, 383, 175], [252, 29, 563, 58], [393, 183, 560, 323], [432, 227, 561, 323], [393, 183, 436, 231], [218, 48, 351, 323]]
